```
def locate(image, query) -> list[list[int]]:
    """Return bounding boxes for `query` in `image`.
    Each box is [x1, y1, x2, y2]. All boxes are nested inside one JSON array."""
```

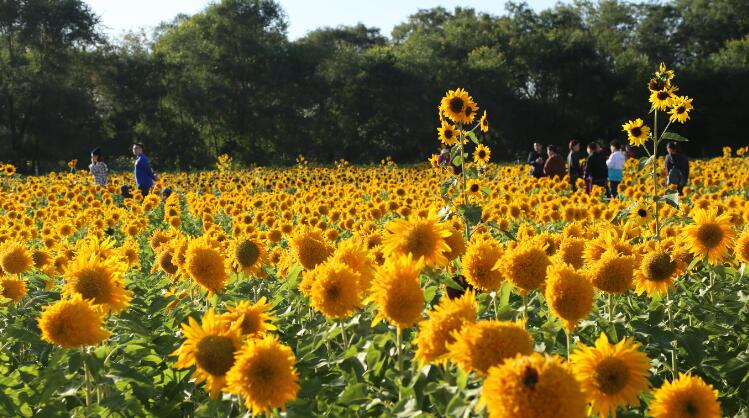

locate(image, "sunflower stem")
[[607, 292, 614, 324], [339, 318, 349, 350], [666, 291, 678, 379], [82, 349, 92, 407], [521, 293, 528, 320], [653, 109, 661, 241], [396, 328, 403, 401], [492, 292, 499, 320], [565, 329, 571, 361]]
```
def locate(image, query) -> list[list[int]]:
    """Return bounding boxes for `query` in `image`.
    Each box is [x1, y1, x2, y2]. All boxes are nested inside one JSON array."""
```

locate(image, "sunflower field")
[[1, 66, 749, 418]]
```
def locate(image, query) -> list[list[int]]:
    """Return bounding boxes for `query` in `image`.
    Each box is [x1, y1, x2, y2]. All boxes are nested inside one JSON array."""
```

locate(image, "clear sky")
[[86, 0, 560, 40]]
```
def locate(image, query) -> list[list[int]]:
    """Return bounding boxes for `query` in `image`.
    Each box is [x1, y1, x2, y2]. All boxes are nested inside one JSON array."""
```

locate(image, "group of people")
[[528, 140, 689, 197], [87, 143, 158, 197]]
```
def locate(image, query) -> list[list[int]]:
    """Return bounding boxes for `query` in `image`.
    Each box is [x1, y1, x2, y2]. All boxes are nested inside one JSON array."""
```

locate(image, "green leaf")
[[458, 204, 482, 227], [659, 192, 679, 209], [452, 155, 463, 166], [638, 155, 655, 170], [661, 131, 689, 142], [499, 282, 512, 308], [466, 131, 479, 144]]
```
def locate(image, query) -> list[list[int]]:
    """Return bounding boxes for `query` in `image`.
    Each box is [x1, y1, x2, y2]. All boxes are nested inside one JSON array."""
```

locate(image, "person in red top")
[[544, 144, 566, 179]]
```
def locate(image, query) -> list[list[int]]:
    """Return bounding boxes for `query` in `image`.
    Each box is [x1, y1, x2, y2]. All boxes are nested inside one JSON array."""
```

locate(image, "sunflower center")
[[643, 251, 677, 281], [253, 363, 273, 383], [592, 358, 630, 395], [637, 209, 648, 218], [464, 106, 474, 117], [73, 268, 113, 304], [195, 335, 236, 376], [449, 97, 465, 113], [695, 223, 724, 249], [445, 129, 454, 139], [630, 127, 642, 137], [478, 150, 486, 159], [676, 106, 685, 114], [522, 365, 539, 388], [235, 240, 260, 267], [470, 184, 480, 193], [239, 313, 260, 335], [684, 400, 698, 416]]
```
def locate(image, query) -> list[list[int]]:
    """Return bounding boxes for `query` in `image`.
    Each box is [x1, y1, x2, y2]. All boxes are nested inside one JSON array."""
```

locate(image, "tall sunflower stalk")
[[622, 63, 694, 379]]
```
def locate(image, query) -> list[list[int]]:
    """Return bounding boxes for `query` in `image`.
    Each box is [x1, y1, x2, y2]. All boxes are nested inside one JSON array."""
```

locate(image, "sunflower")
[[225, 336, 299, 415], [669, 96, 694, 124], [367, 253, 425, 331], [415, 290, 477, 365], [38, 294, 110, 348], [1, 277, 27, 303], [4, 164, 15, 176], [621, 118, 651, 147], [439, 88, 478, 125], [634, 244, 684, 297], [649, 86, 677, 111], [333, 238, 375, 291], [474, 144, 491, 166], [734, 229, 749, 264], [630, 201, 654, 226], [682, 208, 735, 264], [382, 210, 452, 268], [442, 225, 466, 262], [290, 228, 334, 270], [587, 250, 636, 294], [308, 260, 362, 319], [467, 179, 482, 198], [649, 373, 721, 418], [480, 353, 587, 418], [479, 110, 489, 133], [229, 235, 266, 277], [0, 241, 33, 275], [172, 309, 242, 399], [63, 252, 132, 314], [438, 121, 459, 146], [570, 333, 651, 418], [185, 236, 228, 294], [544, 263, 594, 331], [154, 246, 179, 276], [447, 320, 532, 375], [557, 237, 586, 269], [222, 297, 277, 338], [499, 241, 551, 293], [462, 239, 504, 291]]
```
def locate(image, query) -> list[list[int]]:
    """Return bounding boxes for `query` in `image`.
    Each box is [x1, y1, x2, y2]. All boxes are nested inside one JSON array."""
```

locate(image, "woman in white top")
[[89, 147, 109, 187], [606, 140, 626, 198]]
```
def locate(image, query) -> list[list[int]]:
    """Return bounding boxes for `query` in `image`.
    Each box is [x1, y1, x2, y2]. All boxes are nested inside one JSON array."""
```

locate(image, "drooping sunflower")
[[225, 335, 299, 416], [172, 309, 242, 399], [289, 228, 334, 270], [649, 373, 721, 418], [633, 244, 684, 297], [479, 110, 489, 132], [367, 254, 425, 331], [308, 260, 362, 319], [222, 297, 277, 338], [499, 241, 551, 293], [621, 118, 651, 147], [587, 250, 636, 294], [185, 236, 229, 294], [668, 96, 694, 124], [480, 353, 587, 418], [682, 208, 735, 264], [382, 210, 452, 268], [473, 144, 491, 166], [437, 121, 459, 146], [229, 235, 266, 277], [439, 88, 478, 125], [570, 333, 651, 418], [154, 246, 179, 276], [63, 252, 132, 314], [461, 239, 504, 292], [415, 290, 477, 365], [1, 277, 27, 303], [448, 320, 533, 375], [544, 263, 594, 331], [0, 241, 33, 275], [38, 294, 110, 348]]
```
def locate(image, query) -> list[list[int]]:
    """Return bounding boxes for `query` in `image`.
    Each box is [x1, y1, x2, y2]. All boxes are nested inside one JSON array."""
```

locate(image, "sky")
[[86, 0, 560, 40]]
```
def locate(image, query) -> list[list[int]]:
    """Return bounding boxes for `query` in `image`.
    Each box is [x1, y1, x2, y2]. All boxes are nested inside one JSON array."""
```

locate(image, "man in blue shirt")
[[132, 143, 157, 196]]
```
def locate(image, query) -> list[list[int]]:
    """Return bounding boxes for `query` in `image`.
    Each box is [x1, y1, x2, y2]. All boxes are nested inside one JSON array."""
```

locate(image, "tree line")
[[1, 0, 748, 172]]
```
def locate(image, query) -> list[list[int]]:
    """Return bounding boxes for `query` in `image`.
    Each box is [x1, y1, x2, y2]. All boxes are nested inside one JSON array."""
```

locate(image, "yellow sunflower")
[[634, 244, 684, 297], [382, 210, 452, 268], [621, 118, 651, 147], [4, 164, 15, 176], [63, 252, 131, 314], [473, 143, 491, 166], [290, 228, 334, 270], [185, 236, 229, 294], [499, 241, 551, 294], [1, 277, 27, 303], [649, 373, 721, 418], [570, 333, 651, 418], [367, 253, 425, 331], [682, 208, 735, 264], [439, 88, 478, 125], [544, 263, 594, 331], [333, 238, 375, 291], [587, 250, 636, 294], [649, 86, 677, 111], [447, 320, 532, 375], [38, 294, 110, 348], [225, 335, 299, 415], [480, 353, 587, 418], [437, 121, 459, 146], [308, 260, 362, 319], [479, 110, 489, 132], [229, 235, 266, 277], [415, 290, 477, 365], [668, 96, 694, 124], [0, 241, 33, 275], [222, 297, 277, 338], [461, 239, 503, 291], [172, 309, 242, 399], [734, 228, 749, 264]]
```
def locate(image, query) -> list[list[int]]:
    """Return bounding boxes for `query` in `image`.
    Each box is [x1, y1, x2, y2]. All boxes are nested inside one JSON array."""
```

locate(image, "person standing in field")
[[89, 147, 108, 187], [527, 142, 546, 178], [584, 142, 609, 195], [606, 140, 626, 198], [544, 144, 566, 179], [567, 139, 583, 191], [665, 141, 689, 195], [132, 143, 157, 196]]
